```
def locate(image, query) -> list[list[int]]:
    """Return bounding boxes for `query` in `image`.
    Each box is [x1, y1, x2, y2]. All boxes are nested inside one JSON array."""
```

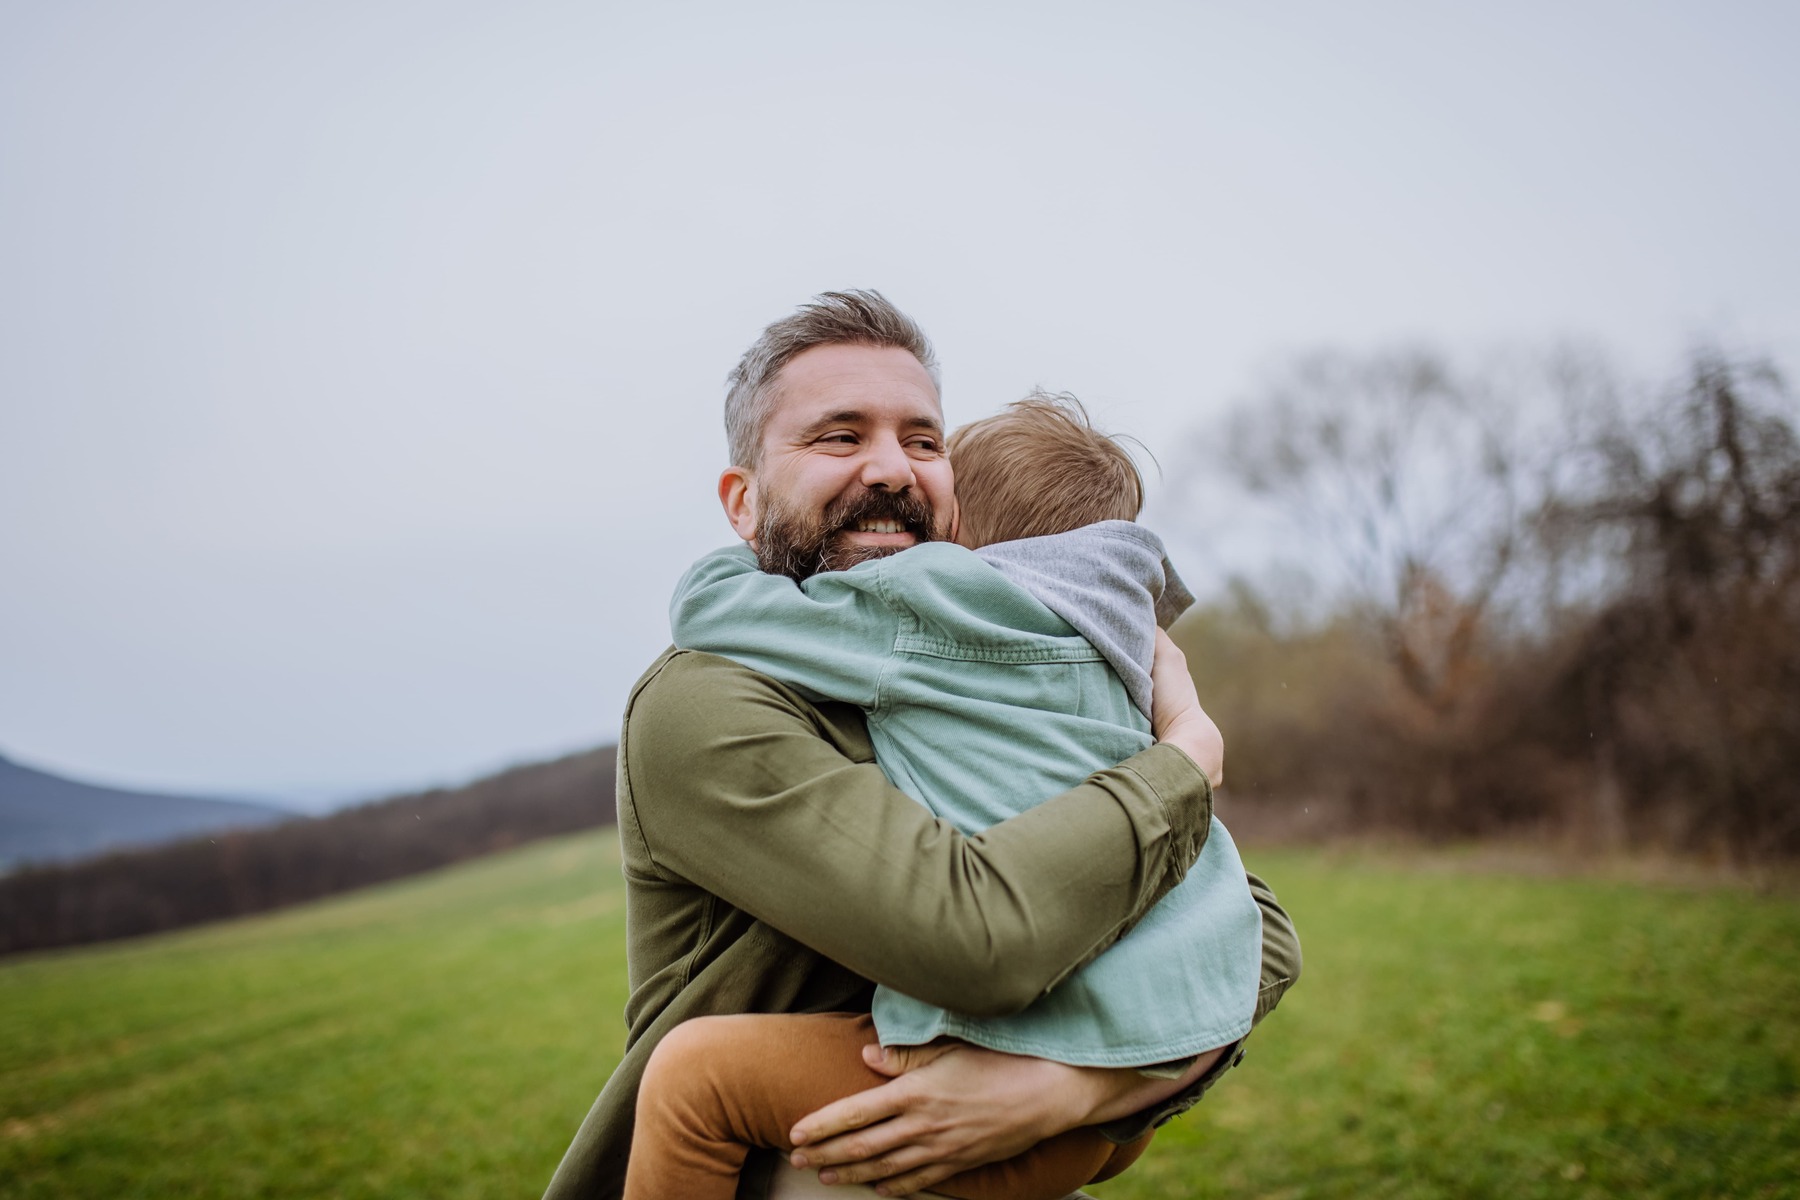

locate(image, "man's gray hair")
[[725, 290, 940, 468]]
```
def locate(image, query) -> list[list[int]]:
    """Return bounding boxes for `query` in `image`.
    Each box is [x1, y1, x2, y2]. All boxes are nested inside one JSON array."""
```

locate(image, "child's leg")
[[932, 1034, 1233, 1199], [1088, 1130, 1155, 1183], [626, 1011, 887, 1200], [930, 1128, 1148, 1200], [626, 1010, 1154, 1200]]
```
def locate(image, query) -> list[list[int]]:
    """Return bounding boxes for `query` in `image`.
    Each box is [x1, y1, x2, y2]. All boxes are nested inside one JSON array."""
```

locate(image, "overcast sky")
[[2, 1, 1795, 806]]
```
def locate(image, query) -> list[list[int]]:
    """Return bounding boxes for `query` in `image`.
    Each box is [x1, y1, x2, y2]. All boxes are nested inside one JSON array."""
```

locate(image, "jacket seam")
[[618, 650, 687, 879]]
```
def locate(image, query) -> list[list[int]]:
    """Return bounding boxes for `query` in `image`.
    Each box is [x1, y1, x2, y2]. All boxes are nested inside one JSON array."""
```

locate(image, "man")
[[544, 291, 1300, 1200]]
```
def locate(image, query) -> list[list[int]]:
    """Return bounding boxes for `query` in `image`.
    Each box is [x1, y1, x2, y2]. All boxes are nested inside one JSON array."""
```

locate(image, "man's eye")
[[818, 433, 857, 445]]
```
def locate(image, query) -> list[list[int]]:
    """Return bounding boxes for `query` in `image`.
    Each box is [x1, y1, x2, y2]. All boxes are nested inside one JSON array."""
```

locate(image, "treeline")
[[0, 746, 616, 955], [1175, 348, 1800, 862]]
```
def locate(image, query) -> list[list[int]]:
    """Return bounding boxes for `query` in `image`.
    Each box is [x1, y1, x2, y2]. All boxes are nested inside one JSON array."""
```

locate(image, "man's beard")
[[754, 488, 942, 582]]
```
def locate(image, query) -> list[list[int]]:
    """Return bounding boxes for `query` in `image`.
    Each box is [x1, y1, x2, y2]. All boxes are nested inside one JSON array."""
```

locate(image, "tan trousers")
[[766, 1172, 1098, 1200], [767, 1177, 1094, 1200], [767, 1169, 953, 1199], [625, 1012, 1149, 1200]]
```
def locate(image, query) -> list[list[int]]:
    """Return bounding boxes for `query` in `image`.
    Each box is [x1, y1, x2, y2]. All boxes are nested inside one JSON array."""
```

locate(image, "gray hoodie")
[[978, 519, 1196, 717]]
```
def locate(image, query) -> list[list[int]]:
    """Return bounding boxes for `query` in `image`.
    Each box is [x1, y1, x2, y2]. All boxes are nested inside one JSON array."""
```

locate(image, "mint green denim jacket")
[[670, 530, 1263, 1065]]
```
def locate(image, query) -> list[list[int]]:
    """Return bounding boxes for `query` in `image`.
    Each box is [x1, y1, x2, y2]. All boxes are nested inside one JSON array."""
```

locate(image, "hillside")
[[0, 751, 289, 870], [0, 745, 616, 955]]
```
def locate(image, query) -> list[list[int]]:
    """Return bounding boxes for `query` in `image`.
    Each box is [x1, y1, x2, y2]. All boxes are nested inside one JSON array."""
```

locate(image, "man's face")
[[719, 343, 955, 581]]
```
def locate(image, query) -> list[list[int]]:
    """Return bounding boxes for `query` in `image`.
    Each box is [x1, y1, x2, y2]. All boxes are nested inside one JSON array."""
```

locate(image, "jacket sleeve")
[[1092, 869, 1303, 1142], [669, 547, 898, 709], [620, 651, 1214, 1017]]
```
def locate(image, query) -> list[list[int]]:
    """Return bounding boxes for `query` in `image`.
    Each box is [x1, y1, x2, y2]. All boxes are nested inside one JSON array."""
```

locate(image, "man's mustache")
[[752, 486, 942, 582], [819, 489, 938, 539]]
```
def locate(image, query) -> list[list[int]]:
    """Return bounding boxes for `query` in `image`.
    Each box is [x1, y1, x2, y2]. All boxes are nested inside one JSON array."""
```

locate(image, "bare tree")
[[1204, 347, 1554, 715], [1541, 351, 1800, 857]]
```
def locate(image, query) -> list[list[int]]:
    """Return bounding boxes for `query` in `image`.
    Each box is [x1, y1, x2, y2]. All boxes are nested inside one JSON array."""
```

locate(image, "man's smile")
[[840, 517, 919, 547]]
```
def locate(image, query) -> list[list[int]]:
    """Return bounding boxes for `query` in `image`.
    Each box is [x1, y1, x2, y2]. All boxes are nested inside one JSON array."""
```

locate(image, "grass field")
[[2, 833, 1795, 1199]]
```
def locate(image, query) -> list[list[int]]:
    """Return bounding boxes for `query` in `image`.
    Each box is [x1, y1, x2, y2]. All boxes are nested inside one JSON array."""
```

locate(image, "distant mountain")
[[0, 745, 616, 954], [0, 752, 292, 871]]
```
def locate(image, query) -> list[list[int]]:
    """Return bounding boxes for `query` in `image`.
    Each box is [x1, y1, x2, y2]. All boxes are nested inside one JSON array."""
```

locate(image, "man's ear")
[[718, 466, 759, 545]]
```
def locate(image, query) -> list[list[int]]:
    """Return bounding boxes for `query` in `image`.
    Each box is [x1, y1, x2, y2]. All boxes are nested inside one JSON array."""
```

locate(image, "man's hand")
[[1149, 629, 1223, 787], [786, 1041, 1158, 1196]]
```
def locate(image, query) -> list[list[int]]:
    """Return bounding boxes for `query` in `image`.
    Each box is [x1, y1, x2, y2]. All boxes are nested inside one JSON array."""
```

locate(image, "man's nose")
[[859, 436, 917, 492]]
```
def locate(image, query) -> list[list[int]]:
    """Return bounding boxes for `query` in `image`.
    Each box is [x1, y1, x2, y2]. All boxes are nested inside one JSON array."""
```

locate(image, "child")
[[625, 394, 1264, 1200]]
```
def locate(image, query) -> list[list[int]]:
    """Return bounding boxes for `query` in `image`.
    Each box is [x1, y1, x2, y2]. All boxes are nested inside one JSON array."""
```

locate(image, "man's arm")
[[785, 868, 1303, 1196], [777, 635, 1267, 1194], [622, 649, 1215, 1014]]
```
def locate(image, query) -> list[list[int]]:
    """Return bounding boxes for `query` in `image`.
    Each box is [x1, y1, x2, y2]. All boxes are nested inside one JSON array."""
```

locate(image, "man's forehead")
[[765, 343, 943, 428]]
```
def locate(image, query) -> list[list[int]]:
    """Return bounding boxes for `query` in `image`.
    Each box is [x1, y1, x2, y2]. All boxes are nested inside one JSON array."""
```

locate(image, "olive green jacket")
[[542, 649, 1301, 1200]]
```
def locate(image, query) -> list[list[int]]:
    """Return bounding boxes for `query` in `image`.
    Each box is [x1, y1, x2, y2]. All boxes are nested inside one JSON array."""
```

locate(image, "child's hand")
[[1150, 629, 1224, 788]]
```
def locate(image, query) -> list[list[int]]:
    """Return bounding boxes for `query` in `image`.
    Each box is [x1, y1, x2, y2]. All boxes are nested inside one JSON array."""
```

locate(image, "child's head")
[[947, 391, 1145, 549]]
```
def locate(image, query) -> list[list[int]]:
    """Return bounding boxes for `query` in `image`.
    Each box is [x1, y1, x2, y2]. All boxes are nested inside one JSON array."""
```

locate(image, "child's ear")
[[718, 467, 759, 546], [950, 496, 977, 549]]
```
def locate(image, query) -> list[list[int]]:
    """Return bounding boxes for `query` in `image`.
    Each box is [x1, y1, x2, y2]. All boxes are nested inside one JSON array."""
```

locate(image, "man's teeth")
[[855, 520, 906, 534]]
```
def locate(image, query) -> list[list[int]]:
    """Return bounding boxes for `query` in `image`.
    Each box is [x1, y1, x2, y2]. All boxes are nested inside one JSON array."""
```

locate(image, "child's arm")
[[670, 546, 902, 709]]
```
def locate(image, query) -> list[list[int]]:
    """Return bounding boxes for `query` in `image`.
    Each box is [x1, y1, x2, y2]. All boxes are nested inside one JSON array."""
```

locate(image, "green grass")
[[2, 837, 1796, 1198], [1097, 849, 1800, 1200], [0, 834, 629, 1199]]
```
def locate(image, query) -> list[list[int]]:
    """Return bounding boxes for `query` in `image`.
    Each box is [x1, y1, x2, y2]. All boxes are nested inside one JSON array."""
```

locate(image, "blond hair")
[[725, 290, 939, 468], [948, 391, 1145, 548]]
